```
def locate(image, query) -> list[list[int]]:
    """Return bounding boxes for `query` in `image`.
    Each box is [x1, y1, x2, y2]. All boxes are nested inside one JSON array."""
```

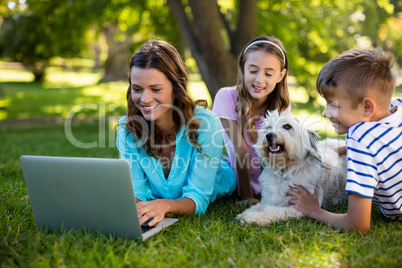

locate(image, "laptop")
[[20, 155, 178, 240]]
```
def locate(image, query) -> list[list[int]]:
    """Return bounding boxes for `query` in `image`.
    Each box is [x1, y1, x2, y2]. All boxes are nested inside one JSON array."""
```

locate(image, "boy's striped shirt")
[[345, 98, 402, 219]]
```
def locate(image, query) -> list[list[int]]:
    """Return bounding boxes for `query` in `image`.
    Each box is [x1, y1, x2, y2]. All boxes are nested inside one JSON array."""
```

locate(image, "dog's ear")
[[308, 130, 319, 151], [306, 130, 331, 169], [306, 130, 322, 162]]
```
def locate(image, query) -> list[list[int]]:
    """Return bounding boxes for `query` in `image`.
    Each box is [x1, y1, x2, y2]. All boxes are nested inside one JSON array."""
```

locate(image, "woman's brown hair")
[[124, 40, 207, 158]]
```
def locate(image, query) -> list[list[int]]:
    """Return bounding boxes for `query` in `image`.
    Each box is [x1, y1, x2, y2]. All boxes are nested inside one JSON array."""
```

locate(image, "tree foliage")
[[96, 0, 182, 81], [0, 0, 182, 82], [255, 0, 397, 100], [164, 0, 398, 100], [166, 0, 258, 97], [0, 0, 399, 100], [0, 0, 106, 81]]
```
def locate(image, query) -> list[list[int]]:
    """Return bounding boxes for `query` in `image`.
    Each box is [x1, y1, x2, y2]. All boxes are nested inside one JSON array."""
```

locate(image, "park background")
[[1, 0, 401, 267]]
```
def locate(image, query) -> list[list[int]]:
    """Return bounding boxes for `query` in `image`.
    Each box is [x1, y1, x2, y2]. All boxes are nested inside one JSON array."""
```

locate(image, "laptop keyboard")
[[141, 224, 156, 233], [141, 218, 156, 233]]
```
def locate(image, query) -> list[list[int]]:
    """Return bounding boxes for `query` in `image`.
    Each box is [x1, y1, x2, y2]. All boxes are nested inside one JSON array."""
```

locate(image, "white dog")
[[236, 110, 347, 226]]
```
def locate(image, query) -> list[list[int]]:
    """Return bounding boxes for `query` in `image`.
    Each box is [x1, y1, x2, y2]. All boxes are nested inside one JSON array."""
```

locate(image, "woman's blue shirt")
[[116, 106, 236, 214]]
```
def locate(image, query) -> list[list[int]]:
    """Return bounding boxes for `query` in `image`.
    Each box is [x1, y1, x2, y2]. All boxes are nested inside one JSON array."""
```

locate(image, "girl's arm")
[[288, 185, 372, 233], [221, 118, 259, 205]]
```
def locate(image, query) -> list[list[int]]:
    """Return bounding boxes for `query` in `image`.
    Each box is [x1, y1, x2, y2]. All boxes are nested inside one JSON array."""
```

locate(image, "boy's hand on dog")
[[334, 146, 347, 155], [288, 185, 320, 217]]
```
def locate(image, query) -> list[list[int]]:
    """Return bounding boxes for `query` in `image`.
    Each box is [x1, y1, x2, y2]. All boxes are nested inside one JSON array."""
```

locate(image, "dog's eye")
[[283, 124, 292, 130]]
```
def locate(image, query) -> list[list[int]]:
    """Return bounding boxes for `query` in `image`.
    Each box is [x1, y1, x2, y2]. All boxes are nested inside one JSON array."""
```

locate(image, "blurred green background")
[[1, 2, 402, 267], [0, 0, 401, 134]]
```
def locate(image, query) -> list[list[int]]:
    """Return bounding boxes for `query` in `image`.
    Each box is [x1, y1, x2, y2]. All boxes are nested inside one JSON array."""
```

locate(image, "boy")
[[287, 48, 402, 233]]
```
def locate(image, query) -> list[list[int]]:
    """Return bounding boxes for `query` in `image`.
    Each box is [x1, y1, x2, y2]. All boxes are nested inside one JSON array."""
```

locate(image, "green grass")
[[1, 63, 402, 267]]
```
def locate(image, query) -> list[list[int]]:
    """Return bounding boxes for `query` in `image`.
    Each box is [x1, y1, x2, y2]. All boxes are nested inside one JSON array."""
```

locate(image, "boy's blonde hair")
[[316, 48, 396, 109]]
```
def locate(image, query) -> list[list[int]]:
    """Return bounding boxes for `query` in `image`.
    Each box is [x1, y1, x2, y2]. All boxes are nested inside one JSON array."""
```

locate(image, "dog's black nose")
[[266, 132, 277, 142]]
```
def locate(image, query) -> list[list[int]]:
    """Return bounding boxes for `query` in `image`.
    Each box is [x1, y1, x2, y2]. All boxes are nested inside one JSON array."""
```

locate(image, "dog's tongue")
[[270, 145, 280, 152]]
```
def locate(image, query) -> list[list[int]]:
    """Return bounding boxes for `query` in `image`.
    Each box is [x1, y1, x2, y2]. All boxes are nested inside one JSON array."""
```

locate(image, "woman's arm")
[[221, 118, 259, 205], [116, 122, 153, 202], [288, 185, 372, 233], [136, 198, 196, 226]]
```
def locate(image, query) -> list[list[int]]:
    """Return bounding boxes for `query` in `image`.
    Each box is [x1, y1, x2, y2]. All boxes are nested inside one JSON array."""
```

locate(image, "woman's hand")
[[136, 199, 170, 227], [136, 197, 196, 226]]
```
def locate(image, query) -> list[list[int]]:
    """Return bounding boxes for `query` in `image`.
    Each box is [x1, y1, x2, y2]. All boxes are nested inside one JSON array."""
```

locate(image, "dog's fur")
[[236, 110, 347, 226]]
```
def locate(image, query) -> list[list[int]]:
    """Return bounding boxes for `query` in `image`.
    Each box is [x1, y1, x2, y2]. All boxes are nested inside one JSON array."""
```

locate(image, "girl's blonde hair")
[[235, 36, 290, 141]]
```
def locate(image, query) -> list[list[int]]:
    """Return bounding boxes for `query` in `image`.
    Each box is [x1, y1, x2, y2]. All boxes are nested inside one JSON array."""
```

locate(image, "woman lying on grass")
[[116, 40, 236, 226]]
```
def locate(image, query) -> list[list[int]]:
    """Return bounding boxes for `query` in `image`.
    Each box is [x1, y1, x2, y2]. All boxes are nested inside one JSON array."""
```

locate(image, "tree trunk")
[[102, 20, 130, 81], [28, 61, 46, 82], [167, 0, 257, 99], [187, 0, 237, 97], [230, 0, 258, 56], [92, 42, 102, 70]]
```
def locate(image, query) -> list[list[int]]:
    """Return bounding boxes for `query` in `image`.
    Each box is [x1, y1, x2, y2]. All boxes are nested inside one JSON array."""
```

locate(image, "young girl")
[[212, 36, 290, 205], [116, 40, 236, 226]]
